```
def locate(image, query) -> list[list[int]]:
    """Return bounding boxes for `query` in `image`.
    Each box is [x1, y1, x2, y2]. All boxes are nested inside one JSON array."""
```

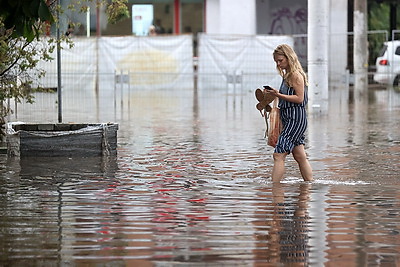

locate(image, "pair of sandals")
[[255, 88, 276, 138], [255, 88, 275, 117]]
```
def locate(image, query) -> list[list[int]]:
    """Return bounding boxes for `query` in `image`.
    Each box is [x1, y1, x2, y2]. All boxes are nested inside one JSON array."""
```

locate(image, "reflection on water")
[[253, 183, 312, 264], [1, 85, 400, 266]]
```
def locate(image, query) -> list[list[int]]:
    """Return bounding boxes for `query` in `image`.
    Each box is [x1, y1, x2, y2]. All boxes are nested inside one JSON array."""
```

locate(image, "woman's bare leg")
[[292, 145, 313, 181], [271, 152, 288, 183]]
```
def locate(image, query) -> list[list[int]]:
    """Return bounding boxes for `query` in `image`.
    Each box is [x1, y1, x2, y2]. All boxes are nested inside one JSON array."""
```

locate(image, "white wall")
[[205, 0, 220, 34], [206, 0, 256, 34], [206, 0, 349, 84]]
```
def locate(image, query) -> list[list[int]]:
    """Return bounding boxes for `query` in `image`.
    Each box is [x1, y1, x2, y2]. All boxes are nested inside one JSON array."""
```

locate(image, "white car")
[[373, 40, 400, 86]]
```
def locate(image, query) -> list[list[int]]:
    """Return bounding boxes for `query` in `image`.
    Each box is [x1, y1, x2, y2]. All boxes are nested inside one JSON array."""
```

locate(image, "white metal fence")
[[5, 31, 396, 123]]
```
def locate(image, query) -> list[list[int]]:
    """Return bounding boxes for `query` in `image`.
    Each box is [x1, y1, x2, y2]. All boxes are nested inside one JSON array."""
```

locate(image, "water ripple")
[[1, 88, 400, 266]]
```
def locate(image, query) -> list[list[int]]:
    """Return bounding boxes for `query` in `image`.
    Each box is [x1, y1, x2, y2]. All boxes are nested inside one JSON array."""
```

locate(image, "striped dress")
[[275, 79, 308, 154]]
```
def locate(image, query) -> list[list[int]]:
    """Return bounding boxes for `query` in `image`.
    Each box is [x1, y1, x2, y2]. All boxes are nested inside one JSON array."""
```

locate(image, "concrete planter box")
[[6, 123, 118, 157]]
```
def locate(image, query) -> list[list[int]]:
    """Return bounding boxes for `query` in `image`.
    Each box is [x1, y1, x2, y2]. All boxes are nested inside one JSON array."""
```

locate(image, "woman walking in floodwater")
[[265, 44, 313, 182]]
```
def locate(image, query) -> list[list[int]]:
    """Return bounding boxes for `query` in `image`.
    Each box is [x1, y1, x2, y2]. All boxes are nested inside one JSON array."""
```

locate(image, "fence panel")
[[197, 34, 293, 93], [7, 32, 393, 124], [9, 35, 194, 123]]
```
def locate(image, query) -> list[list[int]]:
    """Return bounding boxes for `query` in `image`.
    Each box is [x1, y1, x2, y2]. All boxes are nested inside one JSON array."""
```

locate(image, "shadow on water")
[[0, 84, 400, 266]]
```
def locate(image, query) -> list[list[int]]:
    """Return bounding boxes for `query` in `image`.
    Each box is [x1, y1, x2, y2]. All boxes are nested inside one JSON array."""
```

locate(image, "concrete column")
[[329, 0, 348, 87], [307, 0, 329, 114], [353, 0, 368, 99]]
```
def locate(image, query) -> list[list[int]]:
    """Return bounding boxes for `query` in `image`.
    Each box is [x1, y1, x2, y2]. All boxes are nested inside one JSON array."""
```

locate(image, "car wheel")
[[394, 75, 400, 87]]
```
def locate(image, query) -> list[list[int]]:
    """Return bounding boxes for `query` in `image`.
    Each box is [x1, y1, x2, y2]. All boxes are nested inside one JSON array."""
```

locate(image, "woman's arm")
[[266, 72, 305, 104]]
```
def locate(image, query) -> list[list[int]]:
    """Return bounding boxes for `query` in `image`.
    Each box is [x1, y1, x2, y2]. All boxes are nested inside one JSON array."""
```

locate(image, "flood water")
[[1, 84, 400, 266]]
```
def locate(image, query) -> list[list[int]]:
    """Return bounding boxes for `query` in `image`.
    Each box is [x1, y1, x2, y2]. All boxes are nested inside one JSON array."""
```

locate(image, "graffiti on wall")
[[270, 7, 307, 35], [269, 7, 307, 65]]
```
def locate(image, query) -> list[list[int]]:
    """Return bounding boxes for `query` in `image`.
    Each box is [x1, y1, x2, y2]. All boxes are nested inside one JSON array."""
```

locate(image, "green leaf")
[[7, 0, 17, 8], [38, 0, 54, 22], [30, 0, 41, 17], [23, 22, 35, 42], [22, 1, 33, 17]]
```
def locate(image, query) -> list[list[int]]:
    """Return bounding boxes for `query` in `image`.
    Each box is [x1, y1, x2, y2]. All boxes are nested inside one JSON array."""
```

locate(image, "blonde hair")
[[273, 44, 308, 87]]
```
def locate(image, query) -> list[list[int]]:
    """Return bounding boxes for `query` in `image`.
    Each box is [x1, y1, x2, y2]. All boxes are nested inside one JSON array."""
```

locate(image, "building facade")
[[69, 0, 347, 38], [67, 0, 349, 82]]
